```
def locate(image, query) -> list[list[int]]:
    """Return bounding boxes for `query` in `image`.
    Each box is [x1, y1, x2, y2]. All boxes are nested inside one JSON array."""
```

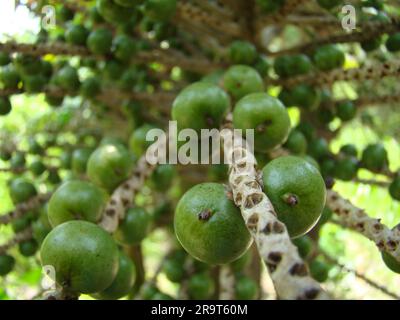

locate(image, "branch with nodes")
[[0, 193, 52, 226], [327, 190, 400, 263], [0, 227, 32, 255], [220, 124, 329, 300]]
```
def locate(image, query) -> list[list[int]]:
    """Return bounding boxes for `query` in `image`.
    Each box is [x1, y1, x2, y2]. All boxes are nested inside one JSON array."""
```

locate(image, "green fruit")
[[289, 84, 321, 110], [48, 180, 107, 227], [142, 284, 159, 299], [229, 41, 257, 65], [0, 65, 20, 89], [9, 178, 37, 204], [284, 130, 308, 155], [97, 0, 132, 24], [172, 82, 230, 133], [113, 35, 137, 62], [19, 239, 38, 257], [256, 0, 285, 13], [317, 0, 342, 9], [308, 137, 330, 160], [29, 160, 46, 176], [336, 101, 356, 121], [361, 144, 388, 172], [10, 152, 26, 170], [150, 164, 175, 191], [71, 148, 93, 175], [201, 70, 224, 85], [292, 235, 313, 259], [103, 60, 124, 80], [28, 138, 43, 154], [0, 255, 15, 276], [14, 54, 42, 75], [57, 5, 74, 22], [296, 122, 316, 142], [40, 221, 119, 294], [0, 97, 12, 116], [274, 54, 312, 78], [87, 28, 113, 55], [262, 156, 326, 238], [163, 259, 185, 283], [233, 93, 290, 151], [95, 251, 136, 300], [382, 251, 400, 273], [253, 55, 270, 77], [60, 151, 72, 169], [12, 215, 31, 232], [320, 158, 336, 177], [45, 94, 64, 107], [318, 206, 333, 225], [334, 157, 358, 181], [87, 144, 134, 192], [188, 273, 215, 300], [386, 33, 400, 52], [32, 219, 52, 245], [223, 65, 264, 101], [0, 52, 11, 66], [174, 183, 252, 265], [309, 259, 330, 282], [230, 249, 252, 273], [361, 37, 382, 52], [80, 77, 101, 98], [389, 176, 400, 201], [313, 44, 345, 71], [144, 0, 177, 22], [22, 74, 47, 93], [54, 66, 80, 92], [129, 124, 157, 156], [65, 24, 89, 46], [340, 144, 358, 157], [115, 207, 151, 245], [235, 276, 258, 300]]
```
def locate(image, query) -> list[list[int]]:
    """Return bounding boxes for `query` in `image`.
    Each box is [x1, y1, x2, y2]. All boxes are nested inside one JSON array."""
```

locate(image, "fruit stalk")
[[327, 190, 400, 262], [221, 128, 329, 300]]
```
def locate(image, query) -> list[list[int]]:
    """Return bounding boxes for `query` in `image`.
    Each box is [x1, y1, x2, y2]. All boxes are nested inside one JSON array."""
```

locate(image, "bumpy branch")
[[327, 190, 400, 262], [0, 227, 32, 255], [221, 127, 329, 300], [0, 193, 52, 226]]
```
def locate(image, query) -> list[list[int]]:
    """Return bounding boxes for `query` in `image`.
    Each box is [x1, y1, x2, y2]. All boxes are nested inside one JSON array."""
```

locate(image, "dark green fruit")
[[10, 152, 26, 170], [188, 273, 215, 300], [0, 97, 12, 116], [389, 176, 400, 201], [150, 164, 176, 191], [113, 35, 137, 62], [23, 74, 47, 93], [0, 52, 11, 66], [60, 151, 72, 169], [262, 156, 326, 238], [96, 0, 132, 24], [174, 183, 252, 265], [14, 54, 42, 75], [29, 160, 46, 176], [129, 124, 157, 156], [19, 239, 38, 257], [12, 215, 32, 232], [336, 101, 356, 121], [87, 27, 113, 55], [40, 221, 119, 294], [334, 157, 358, 181], [386, 33, 400, 52], [382, 251, 400, 273], [308, 137, 330, 160], [28, 138, 43, 155], [274, 54, 312, 78], [115, 207, 151, 245], [32, 218, 52, 245], [48, 180, 107, 227], [172, 82, 229, 133], [9, 178, 37, 204], [57, 6, 74, 22], [233, 93, 291, 151], [318, 206, 333, 225], [142, 284, 159, 299], [94, 251, 136, 300], [223, 65, 264, 101], [47, 169, 61, 185], [144, 0, 177, 22], [87, 144, 134, 192], [103, 60, 124, 80], [284, 130, 308, 155], [54, 66, 80, 92], [0, 255, 15, 276], [296, 122, 316, 142], [340, 144, 358, 157], [317, 0, 342, 9], [235, 276, 258, 300], [289, 84, 321, 110], [313, 44, 345, 71], [45, 94, 64, 107], [230, 249, 252, 273], [309, 259, 330, 282], [65, 24, 89, 46], [293, 235, 313, 259], [71, 148, 93, 175], [0, 65, 20, 89], [229, 41, 258, 65], [361, 144, 388, 172], [163, 259, 185, 283], [80, 77, 101, 98]]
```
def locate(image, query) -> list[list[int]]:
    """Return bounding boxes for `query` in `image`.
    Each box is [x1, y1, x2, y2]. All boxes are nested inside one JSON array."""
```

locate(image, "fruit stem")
[[198, 209, 212, 221], [282, 193, 299, 206]]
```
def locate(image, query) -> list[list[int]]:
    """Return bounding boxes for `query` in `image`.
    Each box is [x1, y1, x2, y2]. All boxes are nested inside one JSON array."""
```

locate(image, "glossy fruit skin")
[[313, 44, 345, 71], [317, 0, 342, 9], [0, 66, 20, 89], [40, 221, 119, 294], [9, 178, 37, 204], [80, 77, 101, 98], [293, 235, 313, 259], [150, 164, 176, 191], [188, 273, 215, 300], [19, 239, 39, 257], [87, 28, 113, 55], [144, 0, 177, 22], [48, 180, 107, 227], [389, 177, 400, 201], [229, 41, 257, 65], [175, 183, 252, 265], [115, 207, 151, 245], [0, 255, 15, 276], [308, 137, 330, 160], [71, 148, 93, 175], [336, 101, 356, 121], [386, 33, 400, 52], [223, 65, 264, 101], [0, 97, 12, 116], [113, 35, 137, 62], [382, 251, 400, 273], [54, 66, 80, 92], [65, 25, 89, 46], [284, 130, 308, 155], [129, 124, 157, 156], [361, 144, 388, 172], [262, 156, 326, 238], [334, 157, 358, 181], [309, 259, 330, 282], [235, 276, 258, 300], [87, 144, 134, 192], [274, 54, 312, 78], [97, 0, 132, 24], [172, 82, 230, 133], [163, 259, 185, 283], [95, 251, 136, 300]]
